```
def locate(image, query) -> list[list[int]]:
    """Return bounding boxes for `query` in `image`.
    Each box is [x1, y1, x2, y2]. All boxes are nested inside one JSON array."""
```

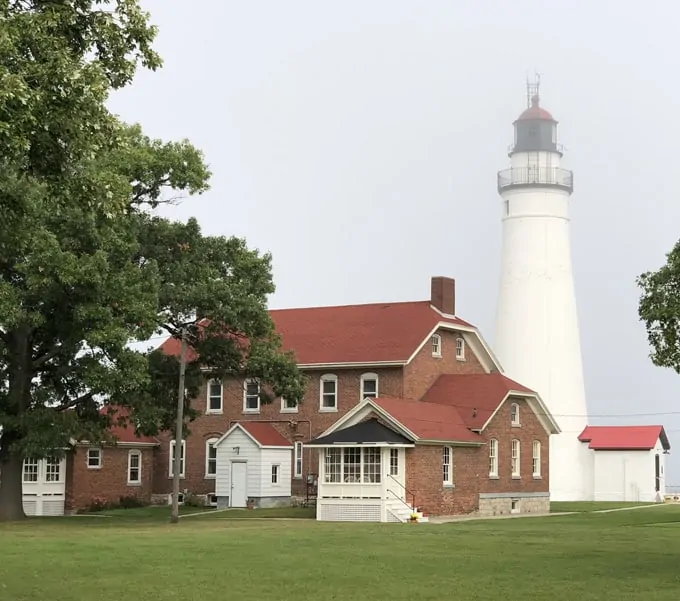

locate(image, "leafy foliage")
[[0, 0, 305, 521], [638, 239, 680, 373]]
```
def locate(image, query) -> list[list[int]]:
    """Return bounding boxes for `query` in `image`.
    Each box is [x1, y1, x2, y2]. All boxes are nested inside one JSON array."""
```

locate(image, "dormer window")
[[431, 334, 442, 357], [455, 337, 465, 360], [510, 403, 520, 426]]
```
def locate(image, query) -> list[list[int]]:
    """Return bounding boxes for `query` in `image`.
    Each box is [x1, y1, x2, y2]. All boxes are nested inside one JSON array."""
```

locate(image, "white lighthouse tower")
[[494, 79, 593, 502]]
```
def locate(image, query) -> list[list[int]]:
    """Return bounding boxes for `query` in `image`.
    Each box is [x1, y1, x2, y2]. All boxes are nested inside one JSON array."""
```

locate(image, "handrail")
[[386, 474, 417, 510], [386, 489, 414, 514], [497, 166, 574, 194]]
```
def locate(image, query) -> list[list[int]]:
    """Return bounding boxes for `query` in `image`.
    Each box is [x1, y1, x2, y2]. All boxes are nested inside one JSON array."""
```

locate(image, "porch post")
[[380, 447, 387, 522]]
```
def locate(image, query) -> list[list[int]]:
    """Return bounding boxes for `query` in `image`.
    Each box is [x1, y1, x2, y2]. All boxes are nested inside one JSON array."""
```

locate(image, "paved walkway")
[[428, 503, 669, 524]]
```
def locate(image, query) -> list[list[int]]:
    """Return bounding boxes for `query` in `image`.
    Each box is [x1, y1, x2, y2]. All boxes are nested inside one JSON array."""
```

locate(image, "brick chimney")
[[430, 276, 455, 315]]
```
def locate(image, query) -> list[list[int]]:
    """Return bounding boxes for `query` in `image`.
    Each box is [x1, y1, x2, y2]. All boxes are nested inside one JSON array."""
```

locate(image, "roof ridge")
[[268, 299, 430, 313]]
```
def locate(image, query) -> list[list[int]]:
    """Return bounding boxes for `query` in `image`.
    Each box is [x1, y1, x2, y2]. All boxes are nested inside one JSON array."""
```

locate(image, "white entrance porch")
[[306, 418, 425, 523], [22, 457, 66, 516]]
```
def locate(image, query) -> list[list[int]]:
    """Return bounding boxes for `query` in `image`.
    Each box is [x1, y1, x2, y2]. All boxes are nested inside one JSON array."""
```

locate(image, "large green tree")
[[0, 0, 304, 521], [638, 240, 680, 373]]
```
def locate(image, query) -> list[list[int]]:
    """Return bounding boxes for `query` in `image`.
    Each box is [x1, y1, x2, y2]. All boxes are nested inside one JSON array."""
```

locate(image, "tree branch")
[[56, 392, 94, 412], [33, 345, 63, 369]]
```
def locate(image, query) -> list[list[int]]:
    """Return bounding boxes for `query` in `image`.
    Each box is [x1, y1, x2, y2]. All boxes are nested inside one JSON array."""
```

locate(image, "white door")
[[230, 461, 247, 508], [22, 457, 66, 516]]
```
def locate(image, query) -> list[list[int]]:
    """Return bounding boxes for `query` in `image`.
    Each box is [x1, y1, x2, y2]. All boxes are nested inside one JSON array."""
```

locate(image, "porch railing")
[[386, 474, 417, 510]]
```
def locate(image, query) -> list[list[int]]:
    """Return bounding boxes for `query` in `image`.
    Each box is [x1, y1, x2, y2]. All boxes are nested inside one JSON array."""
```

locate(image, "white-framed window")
[[87, 448, 102, 469], [510, 403, 520, 426], [281, 397, 298, 413], [323, 447, 383, 484], [169, 439, 186, 478], [319, 373, 338, 411], [511, 439, 520, 477], [23, 458, 38, 483], [205, 438, 218, 479], [389, 448, 399, 476], [431, 333, 442, 357], [45, 457, 61, 482], [360, 372, 379, 400], [294, 441, 303, 478], [489, 438, 499, 478], [243, 378, 260, 413], [207, 379, 223, 413], [127, 450, 142, 485], [455, 337, 465, 360], [271, 464, 280, 484], [443, 446, 453, 485], [532, 440, 541, 477]]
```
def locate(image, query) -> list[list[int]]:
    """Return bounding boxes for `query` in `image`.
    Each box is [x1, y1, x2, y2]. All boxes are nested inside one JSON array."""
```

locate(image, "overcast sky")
[[109, 0, 680, 486]]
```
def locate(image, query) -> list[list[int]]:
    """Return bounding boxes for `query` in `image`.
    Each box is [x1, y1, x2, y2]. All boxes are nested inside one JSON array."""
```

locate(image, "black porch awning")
[[308, 418, 413, 446]]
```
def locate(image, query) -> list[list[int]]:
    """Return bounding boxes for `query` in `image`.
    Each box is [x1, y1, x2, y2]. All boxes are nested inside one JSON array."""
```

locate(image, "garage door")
[[22, 457, 66, 516]]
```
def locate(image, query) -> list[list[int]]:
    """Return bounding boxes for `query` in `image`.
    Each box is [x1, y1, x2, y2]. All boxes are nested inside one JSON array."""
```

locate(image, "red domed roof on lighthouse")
[[515, 95, 555, 122]]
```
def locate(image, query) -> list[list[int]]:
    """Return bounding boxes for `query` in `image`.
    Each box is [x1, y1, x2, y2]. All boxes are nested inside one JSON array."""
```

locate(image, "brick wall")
[[478, 396, 550, 495], [403, 329, 486, 400], [152, 366, 404, 497], [406, 445, 480, 517], [66, 445, 155, 511]]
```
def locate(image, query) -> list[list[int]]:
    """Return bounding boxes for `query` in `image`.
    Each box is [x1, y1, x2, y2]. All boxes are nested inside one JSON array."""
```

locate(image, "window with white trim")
[[362, 448, 381, 483], [360, 373, 379, 399], [45, 457, 61, 482], [271, 464, 280, 484], [243, 378, 260, 413], [205, 438, 218, 478], [431, 334, 442, 357], [23, 458, 38, 483], [207, 379, 223, 413], [324, 448, 342, 483], [294, 441, 303, 478], [323, 447, 382, 484], [389, 448, 399, 476], [443, 446, 453, 485], [510, 403, 520, 426], [455, 337, 465, 360], [532, 440, 541, 477], [489, 438, 499, 477], [169, 439, 186, 478], [281, 397, 298, 413], [87, 448, 102, 469], [511, 439, 520, 477], [127, 450, 142, 485], [320, 374, 338, 411]]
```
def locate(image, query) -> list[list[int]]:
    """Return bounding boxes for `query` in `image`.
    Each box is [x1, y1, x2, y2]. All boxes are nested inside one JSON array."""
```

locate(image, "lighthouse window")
[[504, 200, 509, 216]]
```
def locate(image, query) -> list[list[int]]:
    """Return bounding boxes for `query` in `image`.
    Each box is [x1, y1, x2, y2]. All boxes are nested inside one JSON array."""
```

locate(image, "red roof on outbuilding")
[[420, 373, 535, 429], [239, 422, 292, 447], [160, 300, 474, 365], [579, 425, 670, 451], [373, 397, 484, 444]]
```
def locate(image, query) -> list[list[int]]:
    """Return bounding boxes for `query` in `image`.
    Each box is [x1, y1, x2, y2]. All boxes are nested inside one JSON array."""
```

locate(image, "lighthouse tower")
[[494, 80, 593, 502]]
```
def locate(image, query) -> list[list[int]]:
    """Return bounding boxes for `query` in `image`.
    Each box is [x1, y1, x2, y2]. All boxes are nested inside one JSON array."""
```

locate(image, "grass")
[[550, 501, 657, 513], [1, 505, 680, 600]]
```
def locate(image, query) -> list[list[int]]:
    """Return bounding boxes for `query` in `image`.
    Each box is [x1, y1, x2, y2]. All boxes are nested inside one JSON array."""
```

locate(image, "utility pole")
[[170, 328, 187, 524]]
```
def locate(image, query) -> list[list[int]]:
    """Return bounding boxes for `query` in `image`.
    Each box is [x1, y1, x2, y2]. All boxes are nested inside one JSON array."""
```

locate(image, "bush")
[[182, 493, 205, 508], [119, 495, 147, 509], [88, 496, 109, 512]]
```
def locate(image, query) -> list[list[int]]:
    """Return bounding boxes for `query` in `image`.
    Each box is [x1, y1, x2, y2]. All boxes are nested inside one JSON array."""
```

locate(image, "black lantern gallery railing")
[[497, 167, 574, 194]]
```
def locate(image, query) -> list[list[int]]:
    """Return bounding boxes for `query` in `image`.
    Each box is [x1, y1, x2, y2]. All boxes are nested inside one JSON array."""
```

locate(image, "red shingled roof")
[[420, 373, 535, 429], [100, 406, 159, 445], [239, 422, 292, 447], [579, 425, 670, 451], [160, 300, 474, 365], [373, 397, 484, 444]]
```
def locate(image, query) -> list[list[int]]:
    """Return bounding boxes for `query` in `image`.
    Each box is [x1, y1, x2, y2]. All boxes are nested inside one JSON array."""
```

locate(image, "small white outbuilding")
[[213, 422, 293, 509], [579, 425, 671, 503]]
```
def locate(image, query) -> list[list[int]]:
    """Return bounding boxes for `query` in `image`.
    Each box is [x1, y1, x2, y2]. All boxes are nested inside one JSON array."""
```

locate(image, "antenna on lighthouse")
[[526, 72, 541, 108]]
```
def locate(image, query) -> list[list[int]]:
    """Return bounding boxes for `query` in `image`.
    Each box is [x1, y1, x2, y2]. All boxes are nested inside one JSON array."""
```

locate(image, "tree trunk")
[[0, 438, 26, 522]]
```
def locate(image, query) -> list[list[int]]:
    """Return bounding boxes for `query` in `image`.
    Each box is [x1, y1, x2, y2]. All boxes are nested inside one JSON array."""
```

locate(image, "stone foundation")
[[477, 492, 550, 517]]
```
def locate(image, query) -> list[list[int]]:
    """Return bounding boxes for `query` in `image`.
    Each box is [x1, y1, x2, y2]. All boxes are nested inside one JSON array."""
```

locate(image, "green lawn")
[[1, 505, 680, 600], [550, 501, 657, 513]]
